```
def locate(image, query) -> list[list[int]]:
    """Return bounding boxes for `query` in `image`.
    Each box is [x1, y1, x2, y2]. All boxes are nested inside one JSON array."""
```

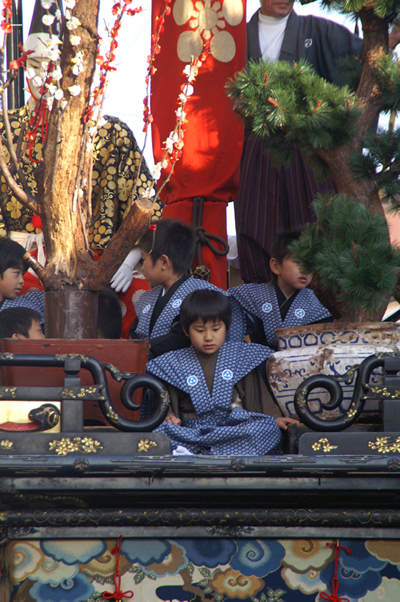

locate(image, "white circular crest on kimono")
[[304, 38, 312, 48], [294, 308, 305, 318], [143, 304, 151, 314], [262, 302, 272, 313], [173, 0, 243, 63], [172, 299, 182, 309], [187, 375, 198, 386], [221, 369, 233, 380]]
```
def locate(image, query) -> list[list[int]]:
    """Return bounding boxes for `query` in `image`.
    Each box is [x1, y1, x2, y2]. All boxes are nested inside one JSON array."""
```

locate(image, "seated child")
[[229, 229, 331, 349], [147, 289, 298, 455], [0, 307, 45, 339], [131, 219, 246, 359], [0, 238, 44, 319]]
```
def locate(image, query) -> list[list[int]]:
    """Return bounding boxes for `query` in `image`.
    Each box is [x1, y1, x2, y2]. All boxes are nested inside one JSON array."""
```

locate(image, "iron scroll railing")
[[0, 352, 169, 432], [293, 353, 400, 432]]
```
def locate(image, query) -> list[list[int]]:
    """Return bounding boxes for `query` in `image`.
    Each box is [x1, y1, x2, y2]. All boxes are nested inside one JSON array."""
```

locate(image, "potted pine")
[[226, 1, 400, 419]]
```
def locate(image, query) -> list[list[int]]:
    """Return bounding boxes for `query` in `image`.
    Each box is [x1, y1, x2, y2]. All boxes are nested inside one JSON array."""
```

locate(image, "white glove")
[[110, 247, 142, 293]]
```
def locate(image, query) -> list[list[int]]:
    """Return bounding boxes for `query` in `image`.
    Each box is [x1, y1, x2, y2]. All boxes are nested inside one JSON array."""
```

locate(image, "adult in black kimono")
[[235, 0, 399, 283]]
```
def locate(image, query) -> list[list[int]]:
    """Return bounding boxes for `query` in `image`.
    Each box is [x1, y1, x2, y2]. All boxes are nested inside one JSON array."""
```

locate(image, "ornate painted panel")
[[9, 537, 400, 601]]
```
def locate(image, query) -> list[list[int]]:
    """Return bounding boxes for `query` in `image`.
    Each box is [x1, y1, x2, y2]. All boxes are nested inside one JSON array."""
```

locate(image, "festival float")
[[0, 0, 400, 601]]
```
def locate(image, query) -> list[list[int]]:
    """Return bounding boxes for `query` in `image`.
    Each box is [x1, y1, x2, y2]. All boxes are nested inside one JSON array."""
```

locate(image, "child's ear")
[[160, 254, 171, 270], [11, 333, 24, 340], [270, 258, 281, 276]]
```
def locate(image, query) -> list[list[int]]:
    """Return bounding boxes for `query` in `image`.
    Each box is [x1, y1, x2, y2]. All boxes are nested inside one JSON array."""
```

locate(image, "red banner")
[[150, 0, 246, 287], [151, 0, 246, 205]]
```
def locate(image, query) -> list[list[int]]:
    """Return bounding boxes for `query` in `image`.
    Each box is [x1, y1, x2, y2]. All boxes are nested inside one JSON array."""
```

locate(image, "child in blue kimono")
[[0, 238, 44, 320], [229, 230, 331, 349], [147, 290, 298, 455], [131, 219, 246, 359]]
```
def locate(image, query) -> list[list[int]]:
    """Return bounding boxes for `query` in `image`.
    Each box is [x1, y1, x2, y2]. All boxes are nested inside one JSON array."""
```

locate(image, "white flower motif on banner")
[[173, 0, 243, 63]]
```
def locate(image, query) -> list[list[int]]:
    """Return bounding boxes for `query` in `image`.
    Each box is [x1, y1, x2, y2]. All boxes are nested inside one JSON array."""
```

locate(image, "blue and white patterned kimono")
[[1, 291, 44, 322], [147, 341, 282, 455], [229, 282, 330, 347], [135, 276, 246, 357]]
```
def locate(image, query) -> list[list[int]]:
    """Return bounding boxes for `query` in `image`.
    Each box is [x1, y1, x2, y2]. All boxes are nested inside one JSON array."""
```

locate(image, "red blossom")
[[112, 3, 121, 14], [2, 0, 11, 7], [1, 20, 11, 33]]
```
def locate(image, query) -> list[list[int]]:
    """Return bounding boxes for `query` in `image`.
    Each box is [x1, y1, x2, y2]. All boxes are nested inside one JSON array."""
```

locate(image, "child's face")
[[188, 318, 226, 355], [0, 266, 24, 301], [13, 319, 45, 340], [141, 250, 165, 287], [28, 319, 45, 339], [272, 255, 311, 297]]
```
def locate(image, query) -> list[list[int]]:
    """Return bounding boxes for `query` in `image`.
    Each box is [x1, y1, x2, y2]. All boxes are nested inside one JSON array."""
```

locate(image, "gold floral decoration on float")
[[0, 387, 17, 399], [49, 437, 103, 456], [137, 439, 158, 452], [368, 385, 395, 398], [368, 436, 400, 453], [311, 438, 339, 453], [0, 440, 14, 450]]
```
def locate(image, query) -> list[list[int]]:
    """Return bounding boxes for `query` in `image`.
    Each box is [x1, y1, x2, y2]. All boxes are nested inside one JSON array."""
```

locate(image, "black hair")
[[269, 228, 303, 282], [270, 228, 304, 263], [97, 288, 122, 339], [139, 219, 196, 275], [0, 237, 27, 277], [180, 289, 232, 333], [0, 307, 42, 338]]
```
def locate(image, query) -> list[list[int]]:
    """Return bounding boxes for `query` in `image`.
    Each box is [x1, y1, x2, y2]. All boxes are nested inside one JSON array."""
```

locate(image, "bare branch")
[[1, 87, 30, 192], [0, 134, 39, 213], [23, 250, 46, 282]]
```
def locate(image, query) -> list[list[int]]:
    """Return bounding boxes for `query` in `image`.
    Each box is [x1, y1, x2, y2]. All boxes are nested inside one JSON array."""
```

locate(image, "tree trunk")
[[39, 0, 99, 285], [317, 7, 389, 216]]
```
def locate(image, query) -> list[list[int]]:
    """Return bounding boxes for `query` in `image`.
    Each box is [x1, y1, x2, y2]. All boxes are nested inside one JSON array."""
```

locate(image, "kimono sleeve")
[[237, 368, 282, 419]]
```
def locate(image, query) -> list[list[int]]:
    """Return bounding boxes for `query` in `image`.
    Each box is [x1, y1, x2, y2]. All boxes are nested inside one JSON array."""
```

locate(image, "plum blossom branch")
[[150, 44, 210, 206], [127, 0, 172, 206], [84, 0, 142, 124]]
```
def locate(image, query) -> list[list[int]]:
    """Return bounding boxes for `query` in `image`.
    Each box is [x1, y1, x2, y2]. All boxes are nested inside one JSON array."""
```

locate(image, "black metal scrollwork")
[[294, 354, 399, 432], [0, 353, 170, 432]]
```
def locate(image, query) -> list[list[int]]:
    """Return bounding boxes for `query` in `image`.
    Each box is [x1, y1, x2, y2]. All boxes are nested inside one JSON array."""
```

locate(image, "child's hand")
[[275, 416, 299, 430], [165, 414, 181, 426]]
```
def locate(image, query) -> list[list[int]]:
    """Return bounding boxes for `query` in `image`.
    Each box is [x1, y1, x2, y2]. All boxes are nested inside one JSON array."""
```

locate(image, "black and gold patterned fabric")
[[0, 106, 161, 248]]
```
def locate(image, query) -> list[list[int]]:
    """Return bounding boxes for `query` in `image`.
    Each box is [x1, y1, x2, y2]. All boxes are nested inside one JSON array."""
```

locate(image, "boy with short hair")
[[0, 238, 44, 319], [229, 229, 331, 349], [0, 307, 44, 339], [147, 289, 298, 455], [131, 219, 245, 358]]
